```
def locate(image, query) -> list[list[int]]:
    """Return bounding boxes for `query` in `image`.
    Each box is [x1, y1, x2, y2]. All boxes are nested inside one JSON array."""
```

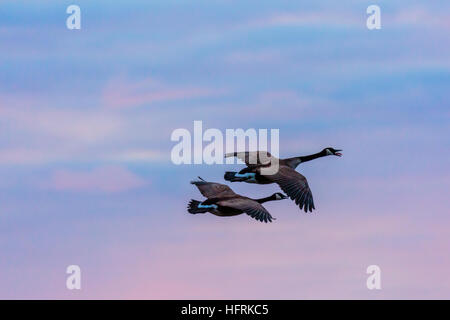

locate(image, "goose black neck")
[[256, 195, 276, 203], [284, 150, 328, 169], [299, 150, 327, 163]]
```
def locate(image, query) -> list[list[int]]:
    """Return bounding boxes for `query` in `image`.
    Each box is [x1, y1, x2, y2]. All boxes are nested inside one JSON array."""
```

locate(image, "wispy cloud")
[[391, 6, 450, 28], [0, 98, 169, 165], [0, 103, 123, 144], [106, 149, 168, 163], [250, 11, 361, 28], [0, 148, 60, 165], [238, 6, 450, 31], [224, 49, 283, 64], [102, 77, 224, 108], [44, 166, 147, 193]]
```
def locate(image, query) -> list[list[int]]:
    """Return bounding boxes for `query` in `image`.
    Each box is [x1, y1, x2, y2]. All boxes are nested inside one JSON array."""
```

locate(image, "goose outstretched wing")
[[191, 178, 236, 198], [224, 151, 277, 167], [265, 166, 315, 212], [217, 198, 275, 223]]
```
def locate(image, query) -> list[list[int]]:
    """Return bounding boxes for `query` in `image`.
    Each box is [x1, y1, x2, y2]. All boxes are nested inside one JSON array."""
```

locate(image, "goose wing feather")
[[191, 179, 236, 198], [264, 166, 315, 212], [224, 151, 277, 167], [217, 197, 275, 223]]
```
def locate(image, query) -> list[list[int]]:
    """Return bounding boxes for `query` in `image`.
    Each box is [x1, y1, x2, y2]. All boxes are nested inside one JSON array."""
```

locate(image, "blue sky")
[[0, 0, 449, 298]]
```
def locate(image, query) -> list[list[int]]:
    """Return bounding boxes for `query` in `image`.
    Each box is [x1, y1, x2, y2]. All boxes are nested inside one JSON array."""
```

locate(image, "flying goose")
[[188, 177, 287, 223], [223, 148, 342, 212]]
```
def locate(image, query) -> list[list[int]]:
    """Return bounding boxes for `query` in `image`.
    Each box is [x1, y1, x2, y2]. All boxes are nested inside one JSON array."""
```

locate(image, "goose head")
[[272, 192, 288, 200], [324, 147, 342, 157]]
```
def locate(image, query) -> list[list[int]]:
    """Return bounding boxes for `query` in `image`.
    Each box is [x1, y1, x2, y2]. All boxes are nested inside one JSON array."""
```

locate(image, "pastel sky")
[[0, 0, 449, 299]]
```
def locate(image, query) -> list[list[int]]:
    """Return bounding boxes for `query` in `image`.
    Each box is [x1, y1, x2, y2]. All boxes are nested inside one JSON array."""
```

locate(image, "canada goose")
[[223, 148, 342, 212], [188, 177, 287, 223]]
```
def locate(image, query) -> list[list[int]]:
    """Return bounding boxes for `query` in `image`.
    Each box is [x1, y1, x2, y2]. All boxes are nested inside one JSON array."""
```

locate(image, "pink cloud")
[[0, 148, 55, 165], [0, 103, 123, 144], [102, 77, 223, 108], [47, 166, 147, 193], [115, 210, 450, 299]]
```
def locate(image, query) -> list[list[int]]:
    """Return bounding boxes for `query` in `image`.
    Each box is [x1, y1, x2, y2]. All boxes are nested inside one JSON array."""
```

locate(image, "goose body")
[[188, 177, 287, 223], [224, 148, 342, 212]]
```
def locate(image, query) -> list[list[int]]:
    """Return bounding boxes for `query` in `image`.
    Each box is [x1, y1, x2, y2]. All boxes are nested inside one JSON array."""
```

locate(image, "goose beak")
[[334, 149, 342, 157], [280, 194, 288, 199]]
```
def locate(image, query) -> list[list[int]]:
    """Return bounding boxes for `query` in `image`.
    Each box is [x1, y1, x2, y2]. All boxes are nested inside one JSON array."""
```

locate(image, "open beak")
[[334, 149, 342, 157]]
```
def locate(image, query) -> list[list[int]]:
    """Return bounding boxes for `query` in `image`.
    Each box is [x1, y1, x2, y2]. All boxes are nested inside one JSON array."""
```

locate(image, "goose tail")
[[187, 200, 209, 214], [224, 171, 245, 182], [190, 176, 208, 185]]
